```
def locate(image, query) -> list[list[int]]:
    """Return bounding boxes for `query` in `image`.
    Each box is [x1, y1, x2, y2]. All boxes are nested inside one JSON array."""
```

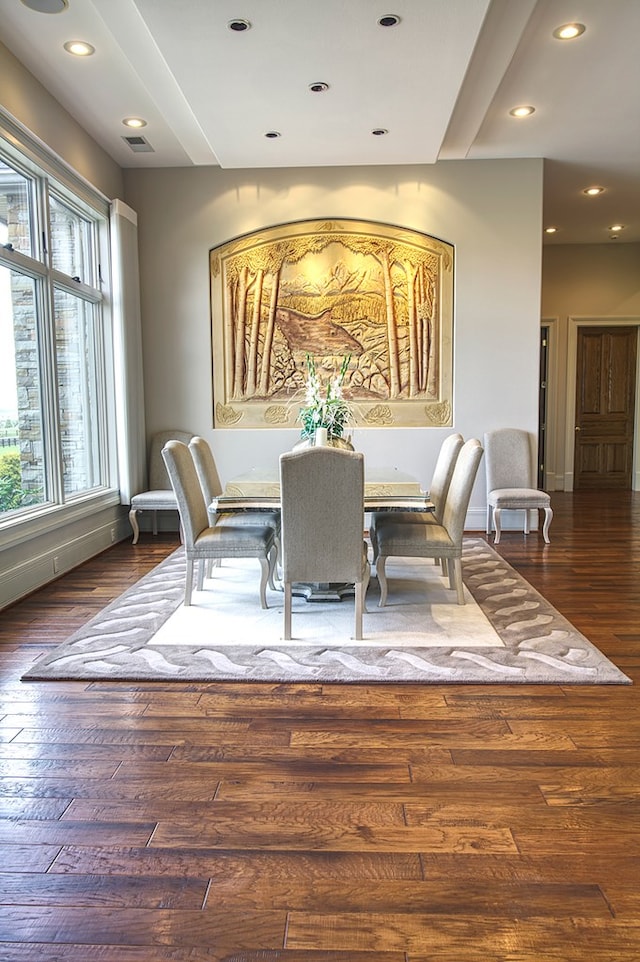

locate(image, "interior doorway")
[[574, 326, 637, 489]]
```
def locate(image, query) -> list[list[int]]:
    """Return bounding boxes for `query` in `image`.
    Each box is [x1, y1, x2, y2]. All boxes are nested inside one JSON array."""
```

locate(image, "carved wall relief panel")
[[210, 218, 453, 429]]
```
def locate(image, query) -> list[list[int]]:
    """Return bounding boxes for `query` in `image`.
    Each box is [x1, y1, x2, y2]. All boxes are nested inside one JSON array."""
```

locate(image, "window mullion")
[[33, 175, 65, 505], [0, 246, 47, 277], [38, 281, 65, 507], [51, 268, 103, 303]]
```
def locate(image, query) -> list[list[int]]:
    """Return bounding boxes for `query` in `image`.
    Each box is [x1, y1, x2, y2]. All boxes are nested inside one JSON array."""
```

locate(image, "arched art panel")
[[210, 218, 453, 429]]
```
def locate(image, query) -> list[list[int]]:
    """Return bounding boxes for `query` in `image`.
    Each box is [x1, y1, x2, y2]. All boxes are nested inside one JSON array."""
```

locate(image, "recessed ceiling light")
[[63, 40, 95, 57], [122, 117, 147, 129], [378, 14, 401, 27], [608, 224, 624, 232], [553, 22, 586, 40], [20, 0, 68, 12], [309, 82, 329, 93], [371, 128, 388, 136], [264, 131, 281, 139], [544, 226, 558, 234], [583, 186, 605, 195], [228, 19, 251, 31], [509, 105, 535, 118]]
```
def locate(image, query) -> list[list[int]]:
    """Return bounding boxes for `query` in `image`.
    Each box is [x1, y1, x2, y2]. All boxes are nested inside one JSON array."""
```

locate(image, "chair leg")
[[152, 511, 158, 536], [363, 560, 371, 613], [486, 504, 492, 536], [377, 556, 389, 607], [184, 559, 194, 606], [129, 508, 140, 544], [354, 580, 364, 641], [267, 544, 279, 590], [197, 560, 205, 591], [284, 582, 292, 639], [274, 534, 282, 579], [524, 509, 531, 535], [542, 505, 553, 543], [493, 508, 502, 544], [451, 557, 465, 604], [258, 557, 269, 610], [369, 527, 379, 562]]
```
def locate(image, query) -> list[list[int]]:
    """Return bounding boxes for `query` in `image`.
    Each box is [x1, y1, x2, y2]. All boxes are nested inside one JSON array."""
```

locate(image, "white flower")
[[298, 353, 353, 440]]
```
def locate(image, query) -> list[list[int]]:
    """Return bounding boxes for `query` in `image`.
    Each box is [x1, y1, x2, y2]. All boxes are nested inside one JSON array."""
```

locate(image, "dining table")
[[210, 462, 434, 602], [211, 464, 434, 514]]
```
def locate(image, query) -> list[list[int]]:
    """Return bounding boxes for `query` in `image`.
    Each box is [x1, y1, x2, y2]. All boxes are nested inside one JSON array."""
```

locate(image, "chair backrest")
[[280, 447, 365, 584], [430, 433, 464, 521], [441, 438, 484, 544], [148, 430, 194, 489], [189, 436, 223, 504], [484, 428, 534, 491], [161, 440, 209, 548]]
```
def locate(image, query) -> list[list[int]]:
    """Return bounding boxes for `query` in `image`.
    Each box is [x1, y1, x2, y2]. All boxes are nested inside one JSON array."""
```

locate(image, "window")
[[0, 161, 34, 257], [0, 139, 115, 532], [0, 265, 46, 511], [49, 194, 95, 283]]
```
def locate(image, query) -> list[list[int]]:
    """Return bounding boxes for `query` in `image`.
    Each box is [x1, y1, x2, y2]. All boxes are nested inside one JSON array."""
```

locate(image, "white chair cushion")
[[193, 524, 275, 558], [488, 487, 551, 509], [130, 489, 177, 510], [375, 520, 454, 554]]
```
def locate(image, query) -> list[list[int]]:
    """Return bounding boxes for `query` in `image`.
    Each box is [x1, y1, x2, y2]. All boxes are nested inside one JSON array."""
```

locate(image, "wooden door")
[[574, 326, 637, 489]]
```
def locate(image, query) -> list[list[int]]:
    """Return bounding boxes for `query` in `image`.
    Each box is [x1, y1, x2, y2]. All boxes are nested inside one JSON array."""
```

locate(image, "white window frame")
[[0, 110, 120, 550]]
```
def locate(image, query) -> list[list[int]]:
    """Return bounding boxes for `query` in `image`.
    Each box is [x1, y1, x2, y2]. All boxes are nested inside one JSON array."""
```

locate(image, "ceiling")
[[1, 0, 638, 244]]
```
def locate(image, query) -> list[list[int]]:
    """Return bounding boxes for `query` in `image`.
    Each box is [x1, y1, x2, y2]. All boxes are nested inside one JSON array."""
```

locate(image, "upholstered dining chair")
[[189, 436, 282, 586], [129, 429, 194, 543], [374, 438, 483, 607], [484, 428, 553, 544], [279, 446, 370, 641], [369, 432, 464, 558], [161, 440, 276, 608]]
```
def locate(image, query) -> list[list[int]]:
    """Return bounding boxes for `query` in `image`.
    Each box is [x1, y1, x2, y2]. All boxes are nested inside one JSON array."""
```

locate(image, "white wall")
[[0, 41, 123, 201], [124, 158, 544, 529]]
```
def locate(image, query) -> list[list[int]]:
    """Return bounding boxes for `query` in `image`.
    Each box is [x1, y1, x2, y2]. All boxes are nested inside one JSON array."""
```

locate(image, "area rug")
[[22, 538, 629, 685]]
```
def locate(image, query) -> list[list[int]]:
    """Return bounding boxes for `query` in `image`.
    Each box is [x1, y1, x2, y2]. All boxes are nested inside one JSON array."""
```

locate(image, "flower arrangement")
[[298, 353, 353, 441]]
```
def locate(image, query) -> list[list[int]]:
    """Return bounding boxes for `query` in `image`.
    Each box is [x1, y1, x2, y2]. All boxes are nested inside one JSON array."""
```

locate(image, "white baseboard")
[[465, 506, 487, 531], [544, 471, 561, 491], [0, 518, 130, 610]]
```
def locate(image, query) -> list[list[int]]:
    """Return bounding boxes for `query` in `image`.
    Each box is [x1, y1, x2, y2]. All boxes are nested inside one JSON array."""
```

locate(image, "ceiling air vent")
[[122, 135, 154, 153]]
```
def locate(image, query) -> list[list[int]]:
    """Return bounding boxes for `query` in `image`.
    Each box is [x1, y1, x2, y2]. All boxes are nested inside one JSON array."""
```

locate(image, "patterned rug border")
[[22, 539, 630, 685]]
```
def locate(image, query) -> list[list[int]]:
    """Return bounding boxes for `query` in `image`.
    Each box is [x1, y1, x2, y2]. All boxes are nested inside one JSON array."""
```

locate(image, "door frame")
[[563, 316, 640, 491], [540, 317, 559, 490], [538, 324, 549, 489]]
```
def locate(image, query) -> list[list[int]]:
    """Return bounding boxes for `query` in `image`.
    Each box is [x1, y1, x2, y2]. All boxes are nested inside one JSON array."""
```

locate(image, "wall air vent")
[[122, 135, 154, 153]]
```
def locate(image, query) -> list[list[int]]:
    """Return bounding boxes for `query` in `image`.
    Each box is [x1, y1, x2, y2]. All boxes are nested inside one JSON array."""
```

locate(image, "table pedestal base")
[[291, 582, 355, 602]]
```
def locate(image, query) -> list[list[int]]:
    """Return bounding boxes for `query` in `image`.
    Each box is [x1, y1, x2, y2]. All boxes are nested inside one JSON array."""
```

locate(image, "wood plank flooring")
[[0, 490, 638, 961]]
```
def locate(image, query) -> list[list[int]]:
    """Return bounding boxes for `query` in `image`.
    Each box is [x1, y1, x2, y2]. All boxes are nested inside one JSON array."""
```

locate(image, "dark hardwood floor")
[[0, 490, 639, 961]]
